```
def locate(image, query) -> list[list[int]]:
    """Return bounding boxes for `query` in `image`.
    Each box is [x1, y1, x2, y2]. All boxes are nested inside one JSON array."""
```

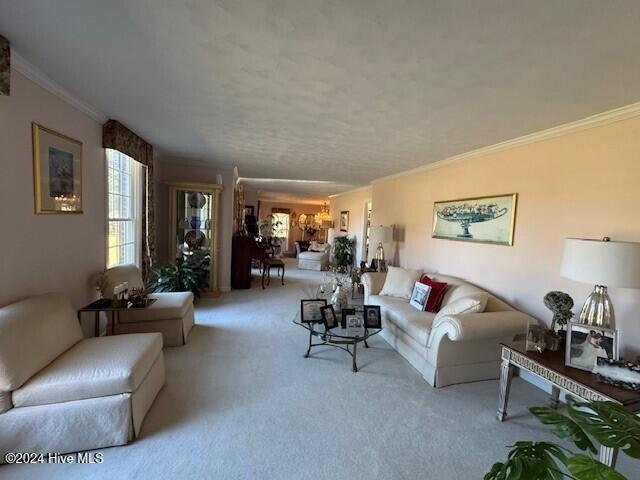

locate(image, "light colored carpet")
[[1, 260, 635, 479]]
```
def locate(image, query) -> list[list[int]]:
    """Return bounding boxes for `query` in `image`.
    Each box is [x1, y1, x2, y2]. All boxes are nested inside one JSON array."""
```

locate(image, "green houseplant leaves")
[[486, 400, 640, 480], [149, 255, 208, 299]]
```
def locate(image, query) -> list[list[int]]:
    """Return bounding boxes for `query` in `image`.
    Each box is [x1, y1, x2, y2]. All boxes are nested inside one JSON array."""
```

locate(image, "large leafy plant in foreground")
[[485, 400, 640, 480]]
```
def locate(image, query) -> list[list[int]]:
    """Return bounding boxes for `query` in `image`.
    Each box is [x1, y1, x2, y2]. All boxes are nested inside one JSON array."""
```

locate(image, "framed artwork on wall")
[[32, 123, 83, 214], [432, 193, 517, 245], [340, 211, 349, 232]]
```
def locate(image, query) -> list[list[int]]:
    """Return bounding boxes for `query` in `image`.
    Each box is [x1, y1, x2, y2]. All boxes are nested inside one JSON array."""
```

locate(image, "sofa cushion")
[[118, 292, 193, 324], [430, 274, 487, 307], [434, 293, 489, 323], [379, 266, 423, 300], [12, 333, 162, 408], [369, 295, 435, 346], [419, 275, 449, 312], [0, 293, 83, 392]]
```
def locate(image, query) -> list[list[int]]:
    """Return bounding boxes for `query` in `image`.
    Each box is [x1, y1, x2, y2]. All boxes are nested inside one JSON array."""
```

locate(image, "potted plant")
[[333, 235, 355, 272], [543, 291, 574, 351], [486, 398, 640, 480], [258, 214, 283, 238], [148, 253, 208, 299]]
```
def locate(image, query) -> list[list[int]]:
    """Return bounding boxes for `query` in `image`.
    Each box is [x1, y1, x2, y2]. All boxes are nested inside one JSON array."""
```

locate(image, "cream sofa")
[[296, 242, 330, 271], [363, 272, 532, 387], [104, 264, 194, 347], [0, 293, 165, 461]]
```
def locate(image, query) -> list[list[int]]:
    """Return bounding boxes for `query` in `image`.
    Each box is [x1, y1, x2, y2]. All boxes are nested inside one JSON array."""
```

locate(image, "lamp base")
[[579, 285, 615, 329]]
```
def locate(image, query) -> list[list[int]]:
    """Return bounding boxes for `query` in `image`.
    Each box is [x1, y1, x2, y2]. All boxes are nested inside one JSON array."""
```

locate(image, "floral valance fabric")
[[0, 35, 10, 96], [103, 119, 153, 166], [103, 119, 156, 280]]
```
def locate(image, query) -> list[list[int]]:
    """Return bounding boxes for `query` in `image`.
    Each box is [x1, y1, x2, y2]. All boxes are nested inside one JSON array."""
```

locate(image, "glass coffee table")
[[293, 319, 382, 372]]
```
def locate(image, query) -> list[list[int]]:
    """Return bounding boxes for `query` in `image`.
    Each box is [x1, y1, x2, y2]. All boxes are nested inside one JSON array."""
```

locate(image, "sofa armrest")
[[362, 272, 387, 302], [431, 310, 532, 343]]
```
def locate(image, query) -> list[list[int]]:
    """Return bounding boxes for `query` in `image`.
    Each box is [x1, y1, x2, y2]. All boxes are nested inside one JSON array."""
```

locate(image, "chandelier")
[[314, 202, 331, 224]]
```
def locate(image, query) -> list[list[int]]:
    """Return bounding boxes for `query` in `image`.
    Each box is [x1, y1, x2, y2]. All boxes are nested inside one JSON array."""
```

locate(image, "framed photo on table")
[[300, 299, 327, 323], [32, 123, 83, 213], [363, 305, 381, 329], [320, 305, 338, 330], [340, 308, 356, 328], [565, 321, 619, 372]]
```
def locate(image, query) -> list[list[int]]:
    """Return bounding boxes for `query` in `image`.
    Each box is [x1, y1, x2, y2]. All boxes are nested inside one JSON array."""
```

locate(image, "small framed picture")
[[566, 321, 619, 372], [409, 281, 431, 311], [340, 211, 349, 232], [340, 308, 356, 328], [363, 305, 382, 329], [300, 299, 327, 323], [320, 305, 338, 330]]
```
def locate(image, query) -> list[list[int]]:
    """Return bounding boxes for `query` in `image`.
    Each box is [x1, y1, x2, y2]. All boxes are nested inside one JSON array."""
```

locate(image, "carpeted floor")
[[1, 260, 635, 479]]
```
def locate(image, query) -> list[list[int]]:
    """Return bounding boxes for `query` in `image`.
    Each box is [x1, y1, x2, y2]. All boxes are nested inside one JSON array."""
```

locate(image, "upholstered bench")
[[0, 293, 165, 461]]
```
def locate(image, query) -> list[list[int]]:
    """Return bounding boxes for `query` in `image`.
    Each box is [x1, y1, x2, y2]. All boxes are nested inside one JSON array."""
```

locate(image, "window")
[[106, 149, 142, 268]]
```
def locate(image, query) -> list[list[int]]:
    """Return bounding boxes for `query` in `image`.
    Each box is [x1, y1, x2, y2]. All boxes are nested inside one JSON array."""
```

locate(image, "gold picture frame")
[[32, 123, 83, 214], [432, 193, 517, 246]]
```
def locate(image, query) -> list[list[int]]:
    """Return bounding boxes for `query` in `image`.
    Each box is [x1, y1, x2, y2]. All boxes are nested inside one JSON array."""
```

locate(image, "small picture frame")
[[340, 211, 349, 232], [363, 305, 382, 329], [320, 305, 338, 330], [409, 281, 431, 311], [565, 321, 619, 372], [300, 299, 327, 323], [340, 308, 356, 328]]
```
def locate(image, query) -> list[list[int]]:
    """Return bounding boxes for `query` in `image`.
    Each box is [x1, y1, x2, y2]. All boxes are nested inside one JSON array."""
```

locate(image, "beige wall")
[[0, 70, 105, 310], [329, 187, 372, 264], [154, 160, 234, 291], [372, 116, 640, 357]]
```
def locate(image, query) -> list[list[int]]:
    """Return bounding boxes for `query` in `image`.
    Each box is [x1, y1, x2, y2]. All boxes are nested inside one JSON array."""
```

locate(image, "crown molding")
[[12, 50, 107, 123], [328, 184, 372, 199], [371, 101, 640, 185]]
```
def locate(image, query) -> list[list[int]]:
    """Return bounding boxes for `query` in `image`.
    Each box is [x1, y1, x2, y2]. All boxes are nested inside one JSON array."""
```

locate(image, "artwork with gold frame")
[[432, 193, 517, 245], [32, 123, 83, 213]]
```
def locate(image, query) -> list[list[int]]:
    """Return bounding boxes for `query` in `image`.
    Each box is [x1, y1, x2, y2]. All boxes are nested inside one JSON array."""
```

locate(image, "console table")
[[498, 341, 640, 468]]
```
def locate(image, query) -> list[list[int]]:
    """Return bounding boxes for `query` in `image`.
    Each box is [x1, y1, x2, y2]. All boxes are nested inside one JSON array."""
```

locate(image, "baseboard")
[[219, 286, 231, 292]]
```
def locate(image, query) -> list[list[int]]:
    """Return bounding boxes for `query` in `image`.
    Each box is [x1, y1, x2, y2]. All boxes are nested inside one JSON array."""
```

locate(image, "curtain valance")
[[0, 35, 10, 95]]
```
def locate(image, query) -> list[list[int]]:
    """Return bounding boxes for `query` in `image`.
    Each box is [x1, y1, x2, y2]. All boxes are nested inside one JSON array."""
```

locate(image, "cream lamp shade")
[[560, 238, 640, 289], [369, 226, 393, 245], [560, 237, 640, 329]]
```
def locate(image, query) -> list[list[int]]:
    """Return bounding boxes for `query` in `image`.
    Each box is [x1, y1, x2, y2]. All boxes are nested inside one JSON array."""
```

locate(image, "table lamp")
[[560, 237, 640, 329], [369, 226, 393, 271]]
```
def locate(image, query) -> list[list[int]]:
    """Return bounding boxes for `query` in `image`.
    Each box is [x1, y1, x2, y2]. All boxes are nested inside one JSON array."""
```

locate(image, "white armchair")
[[0, 293, 165, 461], [362, 272, 532, 387], [103, 264, 195, 347]]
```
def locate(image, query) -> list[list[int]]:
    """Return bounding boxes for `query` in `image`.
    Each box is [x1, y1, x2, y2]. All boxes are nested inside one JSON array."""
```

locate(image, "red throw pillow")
[[420, 275, 448, 313]]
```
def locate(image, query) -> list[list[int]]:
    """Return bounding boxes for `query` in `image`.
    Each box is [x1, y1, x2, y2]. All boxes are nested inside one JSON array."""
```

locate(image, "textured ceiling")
[[3, 1, 640, 196], [239, 177, 352, 204]]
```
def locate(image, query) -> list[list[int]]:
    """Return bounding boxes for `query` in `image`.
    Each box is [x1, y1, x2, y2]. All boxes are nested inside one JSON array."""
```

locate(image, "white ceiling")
[[3, 1, 640, 197], [239, 177, 352, 204]]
